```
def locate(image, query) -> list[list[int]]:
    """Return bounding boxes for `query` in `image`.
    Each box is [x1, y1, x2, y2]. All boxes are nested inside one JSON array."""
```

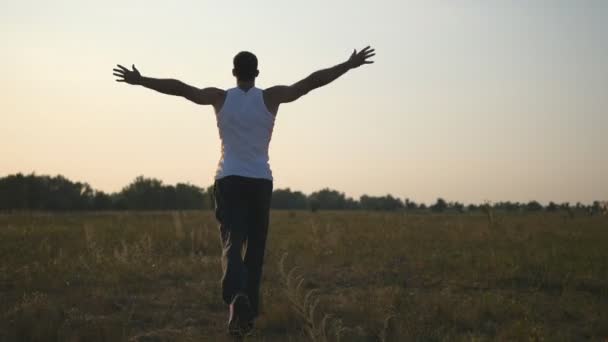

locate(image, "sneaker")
[[228, 293, 255, 336]]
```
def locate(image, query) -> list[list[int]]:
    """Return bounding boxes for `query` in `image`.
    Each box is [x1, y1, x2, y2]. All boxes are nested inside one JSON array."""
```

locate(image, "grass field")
[[0, 210, 607, 341]]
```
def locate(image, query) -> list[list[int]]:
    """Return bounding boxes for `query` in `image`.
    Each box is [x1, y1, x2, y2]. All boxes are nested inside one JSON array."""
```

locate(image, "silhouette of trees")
[[430, 198, 448, 212], [306, 188, 360, 210], [118, 176, 207, 210], [0, 173, 601, 212], [120, 176, 165, 210], [526, 201, 543, 212], [202, 185, 215, 210], [93, 191, 113, 210], [271, 188, 308, 209], [359, 194, 403, 211], [273, 187, 394, 211], [0, 173, 95, 210], [493, 201, 522, 212], [546, 201, 559, 212], [0, 173, 206, 211], [450, 201, 465, 213], [404, 198, 419, 210]]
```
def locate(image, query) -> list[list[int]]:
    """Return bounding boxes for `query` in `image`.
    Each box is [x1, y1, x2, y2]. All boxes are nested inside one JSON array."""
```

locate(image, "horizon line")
[[2, 171, 605, 207]]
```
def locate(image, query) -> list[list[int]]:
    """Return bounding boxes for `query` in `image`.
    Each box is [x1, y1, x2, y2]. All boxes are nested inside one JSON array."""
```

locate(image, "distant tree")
[[360, 194, 403, 211], [308, 188, 348, 210], [112, 193, 128, 210], [0, 173, 28, 209], [271, 188, 308, 209], [404, 198, 418, 210], [508, 202, 522, 212], [430, 198, 448, 212], [493, 201, 521, 212], [120, 176, 165, 210], [525, 201, 543, 212], [310, 199, 320, 212], [117, 177, 206, 210], [345, 197, 360, 210], [546, 201, 558, 212], [93, 191, 113, 210], [202, 185, 215, 210], [174, 183, 205, 209], [590, 201, 605, 215], [451, 201, 465, 213]]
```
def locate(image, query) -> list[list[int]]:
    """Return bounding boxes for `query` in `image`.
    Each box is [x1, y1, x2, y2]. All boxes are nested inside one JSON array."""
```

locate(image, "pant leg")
[[214, 176, 249, 304], [243, 179, 273, 317]]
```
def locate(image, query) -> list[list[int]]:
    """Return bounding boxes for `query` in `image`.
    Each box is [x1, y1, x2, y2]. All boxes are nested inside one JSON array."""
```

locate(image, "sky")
[[1, 0, 606, 204]]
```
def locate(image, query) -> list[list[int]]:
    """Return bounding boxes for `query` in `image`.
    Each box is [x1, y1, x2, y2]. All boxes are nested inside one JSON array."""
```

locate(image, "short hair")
[[233, 51, 258, 82]]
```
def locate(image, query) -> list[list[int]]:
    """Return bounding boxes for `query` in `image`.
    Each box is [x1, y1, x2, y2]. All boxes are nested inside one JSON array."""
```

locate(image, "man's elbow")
[[303, 73, 323, 89]]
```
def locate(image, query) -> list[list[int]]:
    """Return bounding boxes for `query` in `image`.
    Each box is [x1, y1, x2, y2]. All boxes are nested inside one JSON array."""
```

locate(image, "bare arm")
[[113, 64, 224, 107], [264, 46, 375, 111]]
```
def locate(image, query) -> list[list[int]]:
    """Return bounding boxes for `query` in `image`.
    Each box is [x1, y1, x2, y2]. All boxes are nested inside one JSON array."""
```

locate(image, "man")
[[113, 46, 375, 336]]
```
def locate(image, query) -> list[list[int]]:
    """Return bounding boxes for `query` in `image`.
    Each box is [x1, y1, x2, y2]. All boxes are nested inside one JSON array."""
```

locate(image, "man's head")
[[232, 51, 259, 82]]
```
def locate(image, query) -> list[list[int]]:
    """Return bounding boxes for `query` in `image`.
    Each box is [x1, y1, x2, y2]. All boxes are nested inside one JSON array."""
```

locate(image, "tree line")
[[0, 173, 604, 213]]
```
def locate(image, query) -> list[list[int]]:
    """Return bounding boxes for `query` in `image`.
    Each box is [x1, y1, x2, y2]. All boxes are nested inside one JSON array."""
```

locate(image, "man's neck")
[[237, 80, 255, 92]]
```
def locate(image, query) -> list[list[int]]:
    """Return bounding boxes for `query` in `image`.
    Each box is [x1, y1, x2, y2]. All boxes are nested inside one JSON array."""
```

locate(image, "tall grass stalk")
[[279, 253, 348, 342]]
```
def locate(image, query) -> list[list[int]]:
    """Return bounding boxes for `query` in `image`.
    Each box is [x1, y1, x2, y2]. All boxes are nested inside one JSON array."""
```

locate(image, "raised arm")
[[113, 64, 225, 108], [264, 46, 375, 113]]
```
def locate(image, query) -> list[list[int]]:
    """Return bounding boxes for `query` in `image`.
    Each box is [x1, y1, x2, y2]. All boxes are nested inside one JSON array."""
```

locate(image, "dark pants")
[[213, 175, 273, 317]]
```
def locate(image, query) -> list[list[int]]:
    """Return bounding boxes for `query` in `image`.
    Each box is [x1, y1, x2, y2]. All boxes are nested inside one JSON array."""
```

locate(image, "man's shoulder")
[[202, 87, 227, 111], [206, 87, 228, 95], [261, 87, 283, 116]]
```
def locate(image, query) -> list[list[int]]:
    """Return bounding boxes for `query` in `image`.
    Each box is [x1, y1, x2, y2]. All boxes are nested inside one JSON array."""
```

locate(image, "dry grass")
[[0, 210, 607, 341]]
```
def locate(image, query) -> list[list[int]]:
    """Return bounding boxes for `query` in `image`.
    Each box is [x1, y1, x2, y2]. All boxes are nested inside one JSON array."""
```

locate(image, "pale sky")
[[1, 0, 607, 204]]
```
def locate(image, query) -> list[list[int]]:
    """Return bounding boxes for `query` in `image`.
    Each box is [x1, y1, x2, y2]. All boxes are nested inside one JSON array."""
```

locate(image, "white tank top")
[[214, 87, 276, 180]]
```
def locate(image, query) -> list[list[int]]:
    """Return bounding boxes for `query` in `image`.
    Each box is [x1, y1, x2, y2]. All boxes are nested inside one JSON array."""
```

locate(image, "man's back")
[[215, 87, 276, 181]]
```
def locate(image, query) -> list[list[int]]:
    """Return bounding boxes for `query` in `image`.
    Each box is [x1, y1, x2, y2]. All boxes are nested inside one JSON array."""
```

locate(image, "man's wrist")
[[134, 76, 145, 86]]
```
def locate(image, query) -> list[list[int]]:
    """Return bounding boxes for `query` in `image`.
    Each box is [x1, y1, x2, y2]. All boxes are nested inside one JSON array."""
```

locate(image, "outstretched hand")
[[113, 64, 142, 85], [347, 46, 375, 69]]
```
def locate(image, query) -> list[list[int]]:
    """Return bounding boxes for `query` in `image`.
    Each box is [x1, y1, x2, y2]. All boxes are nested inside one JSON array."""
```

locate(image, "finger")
[[117, 64, 129, 72], [115, 79, 126, 82], [359, 51, 371, 58], [113, 73, 124, 77], [364, 61, 374, 64], [113, 69, 125, 74], [365, 53, 376, 59], [362, 50, 375, 57], [132, 64, 139, 73], [360, 46, 371, 53]]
